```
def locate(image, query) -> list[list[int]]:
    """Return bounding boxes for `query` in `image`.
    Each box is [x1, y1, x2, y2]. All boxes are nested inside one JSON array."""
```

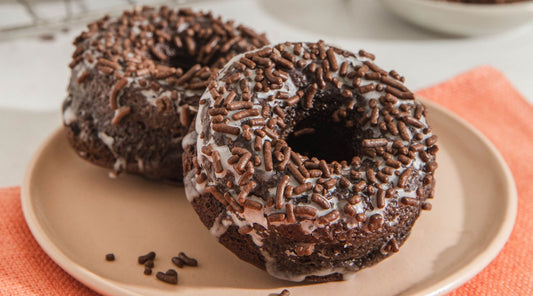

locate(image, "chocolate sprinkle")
[[176, 252, 198, 267], [400, 196, 418, 206], [294, 205, 318, 219], [109, 78, 127, 110], [112, 106, 131, 125], [156, 269, 178, 285], [368, 214, 383, 231], [105, 253, 115, 261], [319, 210, 340, 224], [268, 213, 286, 223], [362, 138, 388, 147], [276, 175, 291, 209], [311, 193, 331, 209], [172, 256, 185, 268], [138, 251, 156, 264], [144, 260, 154, 268], [398, 168, 412, 188], [212, 123, 240, 135]]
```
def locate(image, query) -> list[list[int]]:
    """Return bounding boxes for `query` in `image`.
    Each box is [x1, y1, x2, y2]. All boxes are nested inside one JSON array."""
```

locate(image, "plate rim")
[[380, 0, 533, 13], [376, 0, 533, 37], [407, 99, 517, 296], [20, 99, 517, 296]]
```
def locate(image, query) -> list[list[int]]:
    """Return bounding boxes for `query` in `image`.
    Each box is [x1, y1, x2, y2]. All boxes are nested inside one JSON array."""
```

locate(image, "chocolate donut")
[[183, 41, 438, 282], [63, 6, 268, 181]]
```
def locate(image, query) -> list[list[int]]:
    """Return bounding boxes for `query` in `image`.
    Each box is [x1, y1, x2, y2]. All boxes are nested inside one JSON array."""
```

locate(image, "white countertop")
[[1, 0, 532, 186]]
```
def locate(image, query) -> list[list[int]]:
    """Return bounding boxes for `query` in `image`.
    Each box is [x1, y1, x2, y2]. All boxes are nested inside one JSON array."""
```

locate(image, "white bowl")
[[377, 0, 533, 36]]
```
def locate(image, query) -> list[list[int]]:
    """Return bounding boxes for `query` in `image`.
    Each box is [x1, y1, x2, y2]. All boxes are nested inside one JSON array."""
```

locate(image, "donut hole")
[[287, 116, 359, 163], [286, 96, 365, 163], [149, 44, 195, 72], [150, 41, 226, 72], [167, 53, 198, 72]]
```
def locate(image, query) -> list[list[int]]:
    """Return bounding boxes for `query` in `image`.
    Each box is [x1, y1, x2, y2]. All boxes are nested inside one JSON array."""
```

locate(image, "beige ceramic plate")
[[21, 100, 516, 296], [378, 0, 533, 36]]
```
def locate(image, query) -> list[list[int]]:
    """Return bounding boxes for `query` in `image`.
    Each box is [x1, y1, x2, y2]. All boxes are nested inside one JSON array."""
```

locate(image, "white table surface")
[[1, 0, 532, 187]]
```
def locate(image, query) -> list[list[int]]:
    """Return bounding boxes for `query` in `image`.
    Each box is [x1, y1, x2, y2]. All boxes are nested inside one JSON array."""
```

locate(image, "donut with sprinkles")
[[183, 41, 438, 282], [63, 6, 268, 181]]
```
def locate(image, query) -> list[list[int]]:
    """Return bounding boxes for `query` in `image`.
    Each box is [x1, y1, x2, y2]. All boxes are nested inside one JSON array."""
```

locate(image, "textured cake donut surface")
[[63, 6, 268, 181], [183, 41, 438, 282]]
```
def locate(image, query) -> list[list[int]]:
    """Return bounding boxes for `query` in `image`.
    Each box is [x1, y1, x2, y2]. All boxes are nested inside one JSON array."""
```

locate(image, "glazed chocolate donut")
[[63, 6, 268, 181], [183, 41, 438, 282]]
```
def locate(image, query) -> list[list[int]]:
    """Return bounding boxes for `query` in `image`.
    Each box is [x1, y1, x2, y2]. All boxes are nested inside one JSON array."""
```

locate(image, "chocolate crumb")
[[156, 269, 178, 285], [421, 201, 432, 211], [144, 260, 154, 268], [138, 251, 156, 264], [177, 252, 198, 267], [172, 256, 185, 268]]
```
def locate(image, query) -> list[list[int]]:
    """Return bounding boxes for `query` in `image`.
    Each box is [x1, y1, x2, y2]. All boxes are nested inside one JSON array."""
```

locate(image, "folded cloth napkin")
[[0, 187, 99, 295], [418, 66, 533, 296], [0, 66, 531, 295]]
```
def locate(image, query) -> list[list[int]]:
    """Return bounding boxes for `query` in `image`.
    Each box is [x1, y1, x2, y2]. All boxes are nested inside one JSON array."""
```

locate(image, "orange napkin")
[[418, 66, 533, 296], [0, 187, 99, 295], [0, 66, 531, 295]]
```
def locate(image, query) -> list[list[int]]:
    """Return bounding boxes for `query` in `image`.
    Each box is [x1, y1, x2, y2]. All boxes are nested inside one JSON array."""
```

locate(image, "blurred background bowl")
[[377, 0, 533, 36]]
